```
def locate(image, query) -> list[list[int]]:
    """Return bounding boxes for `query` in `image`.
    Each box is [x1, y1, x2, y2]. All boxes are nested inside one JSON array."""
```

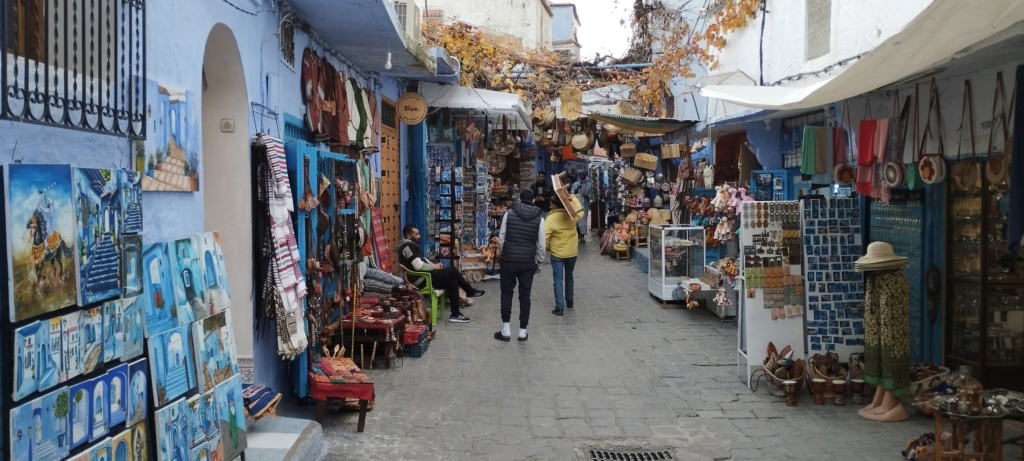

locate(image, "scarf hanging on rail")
[[253, 134, 308, 360]]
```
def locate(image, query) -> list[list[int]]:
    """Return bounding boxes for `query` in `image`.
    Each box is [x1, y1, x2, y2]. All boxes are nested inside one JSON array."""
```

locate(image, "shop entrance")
[[200, 24, 253, 366], [380, 98, 401, 272]]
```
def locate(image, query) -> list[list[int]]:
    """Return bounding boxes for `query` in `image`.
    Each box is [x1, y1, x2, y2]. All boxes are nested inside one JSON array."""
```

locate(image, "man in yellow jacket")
[[546, 193, 581, 315]]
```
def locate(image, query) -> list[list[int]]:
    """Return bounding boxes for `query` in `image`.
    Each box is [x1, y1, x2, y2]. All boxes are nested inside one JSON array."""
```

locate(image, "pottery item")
[[832, 380, 846, 406], [783, 380, 798, 407], [850, 379, 865, 404], [811, 378, 827, 405]]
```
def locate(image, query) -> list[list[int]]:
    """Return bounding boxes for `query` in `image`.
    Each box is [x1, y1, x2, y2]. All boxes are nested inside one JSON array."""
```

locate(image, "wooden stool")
[[310, 357, 375, 432], [932, 410, 1005, 460], [615, 247, 630, 260]]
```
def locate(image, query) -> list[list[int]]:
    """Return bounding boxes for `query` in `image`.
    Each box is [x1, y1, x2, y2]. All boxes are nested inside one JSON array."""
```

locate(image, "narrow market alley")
[[291, 243, 940, 461]]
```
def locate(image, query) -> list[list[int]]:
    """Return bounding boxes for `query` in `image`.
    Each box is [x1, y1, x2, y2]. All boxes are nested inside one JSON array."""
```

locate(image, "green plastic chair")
[[400, 264, 446, 329]]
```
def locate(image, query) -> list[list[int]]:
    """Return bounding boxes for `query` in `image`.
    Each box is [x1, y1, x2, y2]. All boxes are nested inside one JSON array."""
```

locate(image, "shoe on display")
[[449, 314, 470, 323]]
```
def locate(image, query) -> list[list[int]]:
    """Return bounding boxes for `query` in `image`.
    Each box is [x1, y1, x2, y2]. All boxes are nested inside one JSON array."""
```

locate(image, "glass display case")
[[946, 161, 1024, 390], [648, 225, 706, 301]]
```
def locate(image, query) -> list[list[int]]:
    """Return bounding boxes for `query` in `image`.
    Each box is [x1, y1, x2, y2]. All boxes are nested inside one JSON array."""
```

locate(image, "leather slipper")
[[494, 331, 510, 342], [518, 333, 528, 342]]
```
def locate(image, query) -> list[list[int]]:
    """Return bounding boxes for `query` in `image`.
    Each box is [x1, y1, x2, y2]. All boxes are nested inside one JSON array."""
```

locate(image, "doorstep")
[[244, 416, 325, 461]]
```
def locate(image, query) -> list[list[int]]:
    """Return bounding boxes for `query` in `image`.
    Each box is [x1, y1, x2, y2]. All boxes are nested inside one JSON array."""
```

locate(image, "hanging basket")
[[621, 167, 644, 186], [620, 142, 637, 158], [634, 151, 658, 170]]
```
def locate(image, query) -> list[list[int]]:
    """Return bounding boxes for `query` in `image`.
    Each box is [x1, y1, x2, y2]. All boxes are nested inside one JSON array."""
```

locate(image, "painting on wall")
[[72, 167, 124, 306], [195, 232, 231, 313], [148, 325, 196, 406], [13, 321, 39, 401], [8, 386, 71, 461], [140, 80, 201, 192], [201, 390, 220, 442], [214, 375, 247, 461], [107, 363, 129, 427], [89, 375, 109, 442], [127, 358, 148, 427], [111, 430, 132, 461], [122, 234, 144, 299], [192, 309, 238, 393], [121, 296, 146, 361], [62, 310, 84, 382], [170, 237, 208, 321], [88, 437, 111, 461], [130, 421, 149, 461], [119, 170, 144, 233], [69, 379, 93, 449], [155, 398, 192, 461], [186, 395, 206, 449], [103, 299, 124, 363], [81, 307, 105, 375], [5, 164, 79, 322], [142, 242, 193, 337], [45, 317, 63, 387]]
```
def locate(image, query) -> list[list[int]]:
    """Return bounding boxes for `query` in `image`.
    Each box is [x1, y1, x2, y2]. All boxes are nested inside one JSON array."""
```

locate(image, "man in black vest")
[[494, 189, 546, 342], [396, 226, 485, 323]]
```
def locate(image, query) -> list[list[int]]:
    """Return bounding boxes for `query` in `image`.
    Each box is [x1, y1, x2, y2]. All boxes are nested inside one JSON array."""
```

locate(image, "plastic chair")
[[399, 264, 446, 329]]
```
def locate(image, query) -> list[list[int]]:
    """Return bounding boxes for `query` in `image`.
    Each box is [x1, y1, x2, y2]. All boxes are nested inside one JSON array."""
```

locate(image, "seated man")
[[396, 225, 485, 323]]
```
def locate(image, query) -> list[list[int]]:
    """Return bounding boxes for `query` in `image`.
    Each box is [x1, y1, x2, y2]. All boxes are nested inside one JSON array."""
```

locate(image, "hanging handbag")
[[883, 91, 911, 188], [832, 101, 856, 185], [906, 83, 925, 190], [951, 80, 980, 191], [918, 78, 947, 184], [985, 71, 1014, 185]]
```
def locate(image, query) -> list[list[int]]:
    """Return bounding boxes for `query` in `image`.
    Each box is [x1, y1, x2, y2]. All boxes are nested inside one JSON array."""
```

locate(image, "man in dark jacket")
[[495, 189, 546, 341], [530, 171, 551, 214], [396, 226, 485, 323]]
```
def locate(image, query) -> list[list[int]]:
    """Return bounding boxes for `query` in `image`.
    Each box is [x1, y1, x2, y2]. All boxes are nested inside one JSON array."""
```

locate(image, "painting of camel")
[[73, 167, 124, 306], [140, 80, 200, 192], [5, 164, 79, 322]]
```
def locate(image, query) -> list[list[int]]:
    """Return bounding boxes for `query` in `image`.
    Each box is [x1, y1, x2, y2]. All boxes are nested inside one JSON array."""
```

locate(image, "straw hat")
[[532, 106, 556, 127], [560, 86, 583, 120], [854, 242, 909, 271]]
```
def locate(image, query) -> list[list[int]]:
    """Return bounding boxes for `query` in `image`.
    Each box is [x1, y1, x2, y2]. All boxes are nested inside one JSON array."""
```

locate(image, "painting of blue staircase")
[[119, 170, 143, 234], [148, 325, 196, 406], [155, 398, 192, 461], [142, 242, 192, 338], [8, 386, 70, 461], [73, 168, 123, 306]]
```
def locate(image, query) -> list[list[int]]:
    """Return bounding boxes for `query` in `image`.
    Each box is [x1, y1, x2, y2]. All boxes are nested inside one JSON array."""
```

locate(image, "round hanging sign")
[[396, 92, 427, 125]]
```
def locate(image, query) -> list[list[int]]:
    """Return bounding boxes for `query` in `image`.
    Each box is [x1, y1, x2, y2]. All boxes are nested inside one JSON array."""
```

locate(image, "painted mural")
[[5, 164, 79, 322], [142, 242, 193, 337], [130, 421, 149, 461], [89, 375, 109, 442], [127, 358, 149, 427], [111, 430, 132, 461], [103, 299, 124, 363], [81, 307, 105, 375], [155, 398, 192, 461], [148, 325, 197, 406], [8, 386, 71, 461], [121, 296, 146, 361], [69, 379, 93, 450], [195, 232, 232, 314], [192, 309, 239, 393], [62, 310, 85, 382], [73, 167, 124, 306], [122, 234, 144, 299], [119, 170, 144, 233], [107, 363, 129, 427], [214, 375, 247, 461], [87, 437, 111, 461], [170, 237, 208, 321], [141, 80, 201, 192]]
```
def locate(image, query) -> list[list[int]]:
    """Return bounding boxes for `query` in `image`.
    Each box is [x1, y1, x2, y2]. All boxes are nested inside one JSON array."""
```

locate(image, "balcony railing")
[[2, 0, 146, 138]]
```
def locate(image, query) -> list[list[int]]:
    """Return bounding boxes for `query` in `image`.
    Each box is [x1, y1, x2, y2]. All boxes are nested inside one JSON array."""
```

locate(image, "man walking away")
[[495, 189, 546, 341], [570, 168, 591, 243], [545, 193, 580, 316], [396, 226, 485, 323]]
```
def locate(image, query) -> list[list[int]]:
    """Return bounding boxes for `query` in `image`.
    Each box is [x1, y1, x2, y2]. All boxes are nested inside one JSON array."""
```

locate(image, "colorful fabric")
[[800, 126, 819, 175], [863, 270, 911, 397]]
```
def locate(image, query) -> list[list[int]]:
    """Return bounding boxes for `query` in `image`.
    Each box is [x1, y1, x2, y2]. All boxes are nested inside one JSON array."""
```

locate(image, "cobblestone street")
[[308, 242, 937, 460]]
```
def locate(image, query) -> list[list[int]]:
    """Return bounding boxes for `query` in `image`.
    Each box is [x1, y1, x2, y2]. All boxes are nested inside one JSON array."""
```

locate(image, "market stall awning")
[[699, 0, 1024, 110], [419, 83, 532, 128], [586, 112, 697, 135]]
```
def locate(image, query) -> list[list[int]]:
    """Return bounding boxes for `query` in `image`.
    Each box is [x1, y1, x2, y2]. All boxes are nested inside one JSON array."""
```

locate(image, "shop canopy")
[[700, 0, 1024, 110], [586, 112, 697, 135], [419, 82, 532, 128]]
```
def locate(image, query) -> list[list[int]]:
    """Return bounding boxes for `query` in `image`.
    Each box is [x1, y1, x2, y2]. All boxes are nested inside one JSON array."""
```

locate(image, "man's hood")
[[511, 202, 542, 221]]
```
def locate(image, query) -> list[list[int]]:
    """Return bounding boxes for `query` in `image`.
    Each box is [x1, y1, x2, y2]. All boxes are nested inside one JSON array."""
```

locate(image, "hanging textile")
[[253, 134, 309, 360]]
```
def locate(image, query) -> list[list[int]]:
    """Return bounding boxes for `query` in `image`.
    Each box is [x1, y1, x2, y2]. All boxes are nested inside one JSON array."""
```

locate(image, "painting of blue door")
[[69, 379, 93, 450], [111, 430, 131, 461], [127, 359, 149, 427], [195, 232, 231, 314], [90, 378, 108, 441], [13, 321, 40, 401], [171, 237, 208, 321], [148, 325, 196, 406], [121, 296, 146, 361], [143, 242, 192, 337], [107, 363, 129, 427], [8, 386, 70, 461], [72, 168, 123, 306]]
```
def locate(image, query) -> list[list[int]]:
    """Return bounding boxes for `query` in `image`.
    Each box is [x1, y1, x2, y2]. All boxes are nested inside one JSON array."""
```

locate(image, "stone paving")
[[302, 240, 944, 460]]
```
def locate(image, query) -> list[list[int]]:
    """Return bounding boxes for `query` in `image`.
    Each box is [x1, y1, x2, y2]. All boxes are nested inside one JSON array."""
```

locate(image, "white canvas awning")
[[420, 82, 532, 128], [700, 0, 1024, 110]]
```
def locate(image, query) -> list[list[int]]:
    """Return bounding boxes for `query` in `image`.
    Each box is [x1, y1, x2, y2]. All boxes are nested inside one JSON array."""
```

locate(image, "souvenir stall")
[[2, 162, 256, 460]]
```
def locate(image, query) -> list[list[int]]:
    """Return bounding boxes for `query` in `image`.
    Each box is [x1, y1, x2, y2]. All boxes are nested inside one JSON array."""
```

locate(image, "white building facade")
[[415, 0, 553, 50]]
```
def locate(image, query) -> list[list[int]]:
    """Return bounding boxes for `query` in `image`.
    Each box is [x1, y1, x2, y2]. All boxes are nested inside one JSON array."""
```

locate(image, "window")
[[805, 0, 831, 60], [4, 0, 46, 61]]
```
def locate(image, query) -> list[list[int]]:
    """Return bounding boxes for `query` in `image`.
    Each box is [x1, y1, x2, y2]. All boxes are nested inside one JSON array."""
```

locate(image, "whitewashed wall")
[[414, 0, 553, 50]]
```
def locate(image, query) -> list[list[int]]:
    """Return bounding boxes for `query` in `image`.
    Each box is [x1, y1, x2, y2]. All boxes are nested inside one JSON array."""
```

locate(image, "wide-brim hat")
[[560, 86, 583, 120], [855, 241, 909, 271]]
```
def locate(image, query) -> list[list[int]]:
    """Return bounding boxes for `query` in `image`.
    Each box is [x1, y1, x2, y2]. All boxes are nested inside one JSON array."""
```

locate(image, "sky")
[[562, 0, 633, 62]]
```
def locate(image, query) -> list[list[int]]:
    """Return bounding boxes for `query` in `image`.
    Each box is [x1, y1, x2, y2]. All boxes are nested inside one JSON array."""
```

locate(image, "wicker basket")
[[621, 167, 644, 186], [620, 143, 637, 158], [634, 152, 658, 170], [662, 143, 682, 159]]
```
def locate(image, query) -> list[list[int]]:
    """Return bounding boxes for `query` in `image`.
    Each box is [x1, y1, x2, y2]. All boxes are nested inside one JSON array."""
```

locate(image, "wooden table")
[[310, 357, 375, 432], [932, 409, 1006, 461], [341, 314, 405, 369]]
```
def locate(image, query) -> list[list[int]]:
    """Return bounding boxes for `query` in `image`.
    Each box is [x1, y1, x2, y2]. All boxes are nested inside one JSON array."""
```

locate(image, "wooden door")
[[380, 98, 401, 273]]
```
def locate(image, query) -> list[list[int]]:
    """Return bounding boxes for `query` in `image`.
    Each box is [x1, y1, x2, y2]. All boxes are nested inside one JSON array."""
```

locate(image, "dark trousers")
[[429, 266, 473, 316], [499, 260, 537, 328]]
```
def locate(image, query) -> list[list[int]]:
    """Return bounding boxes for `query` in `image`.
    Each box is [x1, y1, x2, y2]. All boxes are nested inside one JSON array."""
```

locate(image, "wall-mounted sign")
[[396, 92, 427, 125]]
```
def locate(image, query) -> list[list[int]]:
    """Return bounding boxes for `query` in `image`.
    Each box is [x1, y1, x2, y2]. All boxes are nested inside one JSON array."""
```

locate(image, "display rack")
[[433, 167, 462, 269], [647, 225, 705, 302]]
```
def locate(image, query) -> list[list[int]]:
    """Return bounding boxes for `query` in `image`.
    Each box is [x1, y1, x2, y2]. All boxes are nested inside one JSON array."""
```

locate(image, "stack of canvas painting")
[[8, 386, 71, 461], [214, 375, 247, 460]]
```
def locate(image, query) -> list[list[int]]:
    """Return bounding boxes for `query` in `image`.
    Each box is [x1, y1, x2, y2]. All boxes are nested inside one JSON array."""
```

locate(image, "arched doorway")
[[201, 24, 253, 372]]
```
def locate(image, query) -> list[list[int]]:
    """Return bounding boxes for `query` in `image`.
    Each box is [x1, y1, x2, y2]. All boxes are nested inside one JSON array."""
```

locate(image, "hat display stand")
[[854, 241, 909, 272]]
